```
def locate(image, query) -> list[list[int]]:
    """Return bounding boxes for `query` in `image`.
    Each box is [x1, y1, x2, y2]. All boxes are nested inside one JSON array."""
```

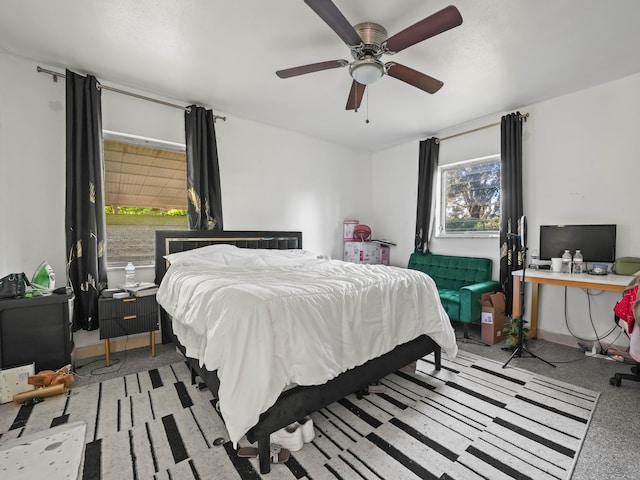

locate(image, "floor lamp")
[[502, 215, 556, 369]]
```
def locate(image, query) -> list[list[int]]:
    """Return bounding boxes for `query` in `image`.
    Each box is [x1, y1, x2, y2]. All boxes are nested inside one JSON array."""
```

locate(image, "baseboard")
[[536, 329, 582, 347], [536, 329, 630, 356], [73, 332, 161, 362]]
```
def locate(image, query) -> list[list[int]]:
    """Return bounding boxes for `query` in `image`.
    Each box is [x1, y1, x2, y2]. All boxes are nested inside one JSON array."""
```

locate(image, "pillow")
[[164, 244, 319, 268], [164, 243, 238, 266]]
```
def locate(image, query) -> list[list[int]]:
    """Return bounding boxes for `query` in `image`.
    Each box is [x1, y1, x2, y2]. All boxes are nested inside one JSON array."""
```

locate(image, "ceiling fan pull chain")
[[366, 88, 370, 124]]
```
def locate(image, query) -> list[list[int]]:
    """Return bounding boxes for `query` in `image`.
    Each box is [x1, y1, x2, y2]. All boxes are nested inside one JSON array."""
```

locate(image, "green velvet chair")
[[408, 252, 501, 337]]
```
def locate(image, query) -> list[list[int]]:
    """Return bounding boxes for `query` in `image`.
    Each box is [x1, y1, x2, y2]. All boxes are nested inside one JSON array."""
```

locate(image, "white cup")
[[551, 257, 563, 272]]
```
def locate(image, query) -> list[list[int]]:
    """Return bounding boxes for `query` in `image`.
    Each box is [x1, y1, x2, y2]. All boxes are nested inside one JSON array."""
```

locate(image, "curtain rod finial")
[[37, 65, 57, 82]]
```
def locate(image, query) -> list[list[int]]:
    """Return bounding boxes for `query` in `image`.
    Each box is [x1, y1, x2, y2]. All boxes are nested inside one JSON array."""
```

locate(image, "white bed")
[[156, 244, 457, 446]]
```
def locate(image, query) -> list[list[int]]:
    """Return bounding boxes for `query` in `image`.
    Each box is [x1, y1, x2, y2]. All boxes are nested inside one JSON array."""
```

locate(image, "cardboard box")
[[0, 363, 35, 404], [480, 292, 506, 345], [343, 241, 390, 265], [380, 245, 390, 265]]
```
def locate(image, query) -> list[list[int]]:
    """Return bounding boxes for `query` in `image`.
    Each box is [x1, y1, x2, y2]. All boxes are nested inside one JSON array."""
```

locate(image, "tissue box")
[[480, 292, 506, 345]]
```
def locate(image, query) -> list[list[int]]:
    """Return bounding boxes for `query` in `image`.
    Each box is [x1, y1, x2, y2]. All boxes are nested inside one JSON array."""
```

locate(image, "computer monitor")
[[539, 224, 616, 263]]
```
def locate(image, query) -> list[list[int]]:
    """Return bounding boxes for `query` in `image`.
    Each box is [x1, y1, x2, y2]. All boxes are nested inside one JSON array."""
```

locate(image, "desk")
[[512, 269, 634, 338]]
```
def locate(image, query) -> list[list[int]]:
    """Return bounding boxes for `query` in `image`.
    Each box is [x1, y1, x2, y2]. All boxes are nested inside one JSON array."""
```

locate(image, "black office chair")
[[610, 363, 640, 387], [609, 300, 640, 387]]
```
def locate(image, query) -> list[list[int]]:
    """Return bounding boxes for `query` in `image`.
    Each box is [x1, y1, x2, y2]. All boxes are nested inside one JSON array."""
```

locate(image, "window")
[[103, 133, 188, 266], [436, 154, 500, 237]]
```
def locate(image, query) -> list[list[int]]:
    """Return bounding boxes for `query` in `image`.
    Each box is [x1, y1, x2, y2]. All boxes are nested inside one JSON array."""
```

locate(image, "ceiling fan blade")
[[386, 63, 444, 94], [384, 5, 462, 53], [304, 0, 362, 47], [276, 60, 348, 79], [345, 80, 366, 110]]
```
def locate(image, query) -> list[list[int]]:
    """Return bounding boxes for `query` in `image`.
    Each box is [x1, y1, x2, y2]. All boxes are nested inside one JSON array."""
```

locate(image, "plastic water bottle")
[[573, 250, 584, 274], [561, 250, 572, 274], [124, 262, 136, 286], [530, 249, 539, 269]]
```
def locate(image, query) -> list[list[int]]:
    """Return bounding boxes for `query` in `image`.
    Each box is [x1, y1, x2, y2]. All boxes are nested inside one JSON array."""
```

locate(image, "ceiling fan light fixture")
[[349, 57, 384, 85]]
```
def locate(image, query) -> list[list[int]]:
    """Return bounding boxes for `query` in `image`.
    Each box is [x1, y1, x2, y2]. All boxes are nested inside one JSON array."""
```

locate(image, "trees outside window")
[[437, 155, 500, 236]]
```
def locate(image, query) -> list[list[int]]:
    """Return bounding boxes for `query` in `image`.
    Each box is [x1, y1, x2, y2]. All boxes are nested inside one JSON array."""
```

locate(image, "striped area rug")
[[0, 350, 598, 480]]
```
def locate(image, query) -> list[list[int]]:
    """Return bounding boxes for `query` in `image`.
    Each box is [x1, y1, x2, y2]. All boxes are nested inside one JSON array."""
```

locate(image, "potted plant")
[[503, 317, 529, 350]]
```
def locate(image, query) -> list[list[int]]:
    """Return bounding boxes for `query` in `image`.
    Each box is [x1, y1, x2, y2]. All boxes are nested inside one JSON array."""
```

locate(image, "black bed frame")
[[155, 230, 442, 474]]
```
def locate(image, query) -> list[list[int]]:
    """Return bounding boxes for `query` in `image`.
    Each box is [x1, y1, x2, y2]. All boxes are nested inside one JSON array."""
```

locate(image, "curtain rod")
[[36, 66, 226, 122], [437, 112, 529, 142]]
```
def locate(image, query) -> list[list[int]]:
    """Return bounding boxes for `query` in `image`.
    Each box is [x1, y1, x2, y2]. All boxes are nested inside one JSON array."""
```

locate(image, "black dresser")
[[0, 293, 73, 371]]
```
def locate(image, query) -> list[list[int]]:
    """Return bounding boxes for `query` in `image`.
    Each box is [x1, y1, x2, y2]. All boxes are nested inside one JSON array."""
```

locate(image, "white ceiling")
[[2, 0, 640, 152]]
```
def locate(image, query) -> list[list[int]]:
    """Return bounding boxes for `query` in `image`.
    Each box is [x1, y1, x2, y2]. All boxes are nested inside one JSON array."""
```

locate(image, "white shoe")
[[270, 423, 303, 452], [297, 416, 315, 443]]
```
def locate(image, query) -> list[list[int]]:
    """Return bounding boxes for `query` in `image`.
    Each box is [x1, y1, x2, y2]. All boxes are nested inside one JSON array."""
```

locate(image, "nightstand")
[[98, 295, 158, 366]]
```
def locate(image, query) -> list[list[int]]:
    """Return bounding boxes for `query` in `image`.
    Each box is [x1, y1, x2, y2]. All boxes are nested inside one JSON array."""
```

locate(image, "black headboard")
[[154, 230, 302, 285]]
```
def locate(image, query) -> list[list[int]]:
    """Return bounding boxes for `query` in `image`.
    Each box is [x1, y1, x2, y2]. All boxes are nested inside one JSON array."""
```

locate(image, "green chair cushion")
[[437, 288, 461, 321]]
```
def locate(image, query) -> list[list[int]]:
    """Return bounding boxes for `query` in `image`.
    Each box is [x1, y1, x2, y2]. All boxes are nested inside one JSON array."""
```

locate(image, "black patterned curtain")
[[185, 105, 223, 230], [65, 69, 108, 331], [415, 138, 440, 253], [499, 112, 524, 316]]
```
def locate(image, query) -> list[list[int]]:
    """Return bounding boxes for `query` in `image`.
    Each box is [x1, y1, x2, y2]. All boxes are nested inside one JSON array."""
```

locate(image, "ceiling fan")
[[276, 0, 463, 111]]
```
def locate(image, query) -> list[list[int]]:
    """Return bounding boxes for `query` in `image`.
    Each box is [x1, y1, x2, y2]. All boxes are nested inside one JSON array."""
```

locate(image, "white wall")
[[369, 141, 421, 266], [0, 54, 66, 283], [0, 52, 372, 287], [215, 116, 370, 260], [371, 71, 640, 349], [521, 72, 640, 347]]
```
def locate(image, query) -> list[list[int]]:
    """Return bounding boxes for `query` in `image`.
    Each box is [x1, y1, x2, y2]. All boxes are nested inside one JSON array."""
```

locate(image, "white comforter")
[[156, 245, 457, 445]]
